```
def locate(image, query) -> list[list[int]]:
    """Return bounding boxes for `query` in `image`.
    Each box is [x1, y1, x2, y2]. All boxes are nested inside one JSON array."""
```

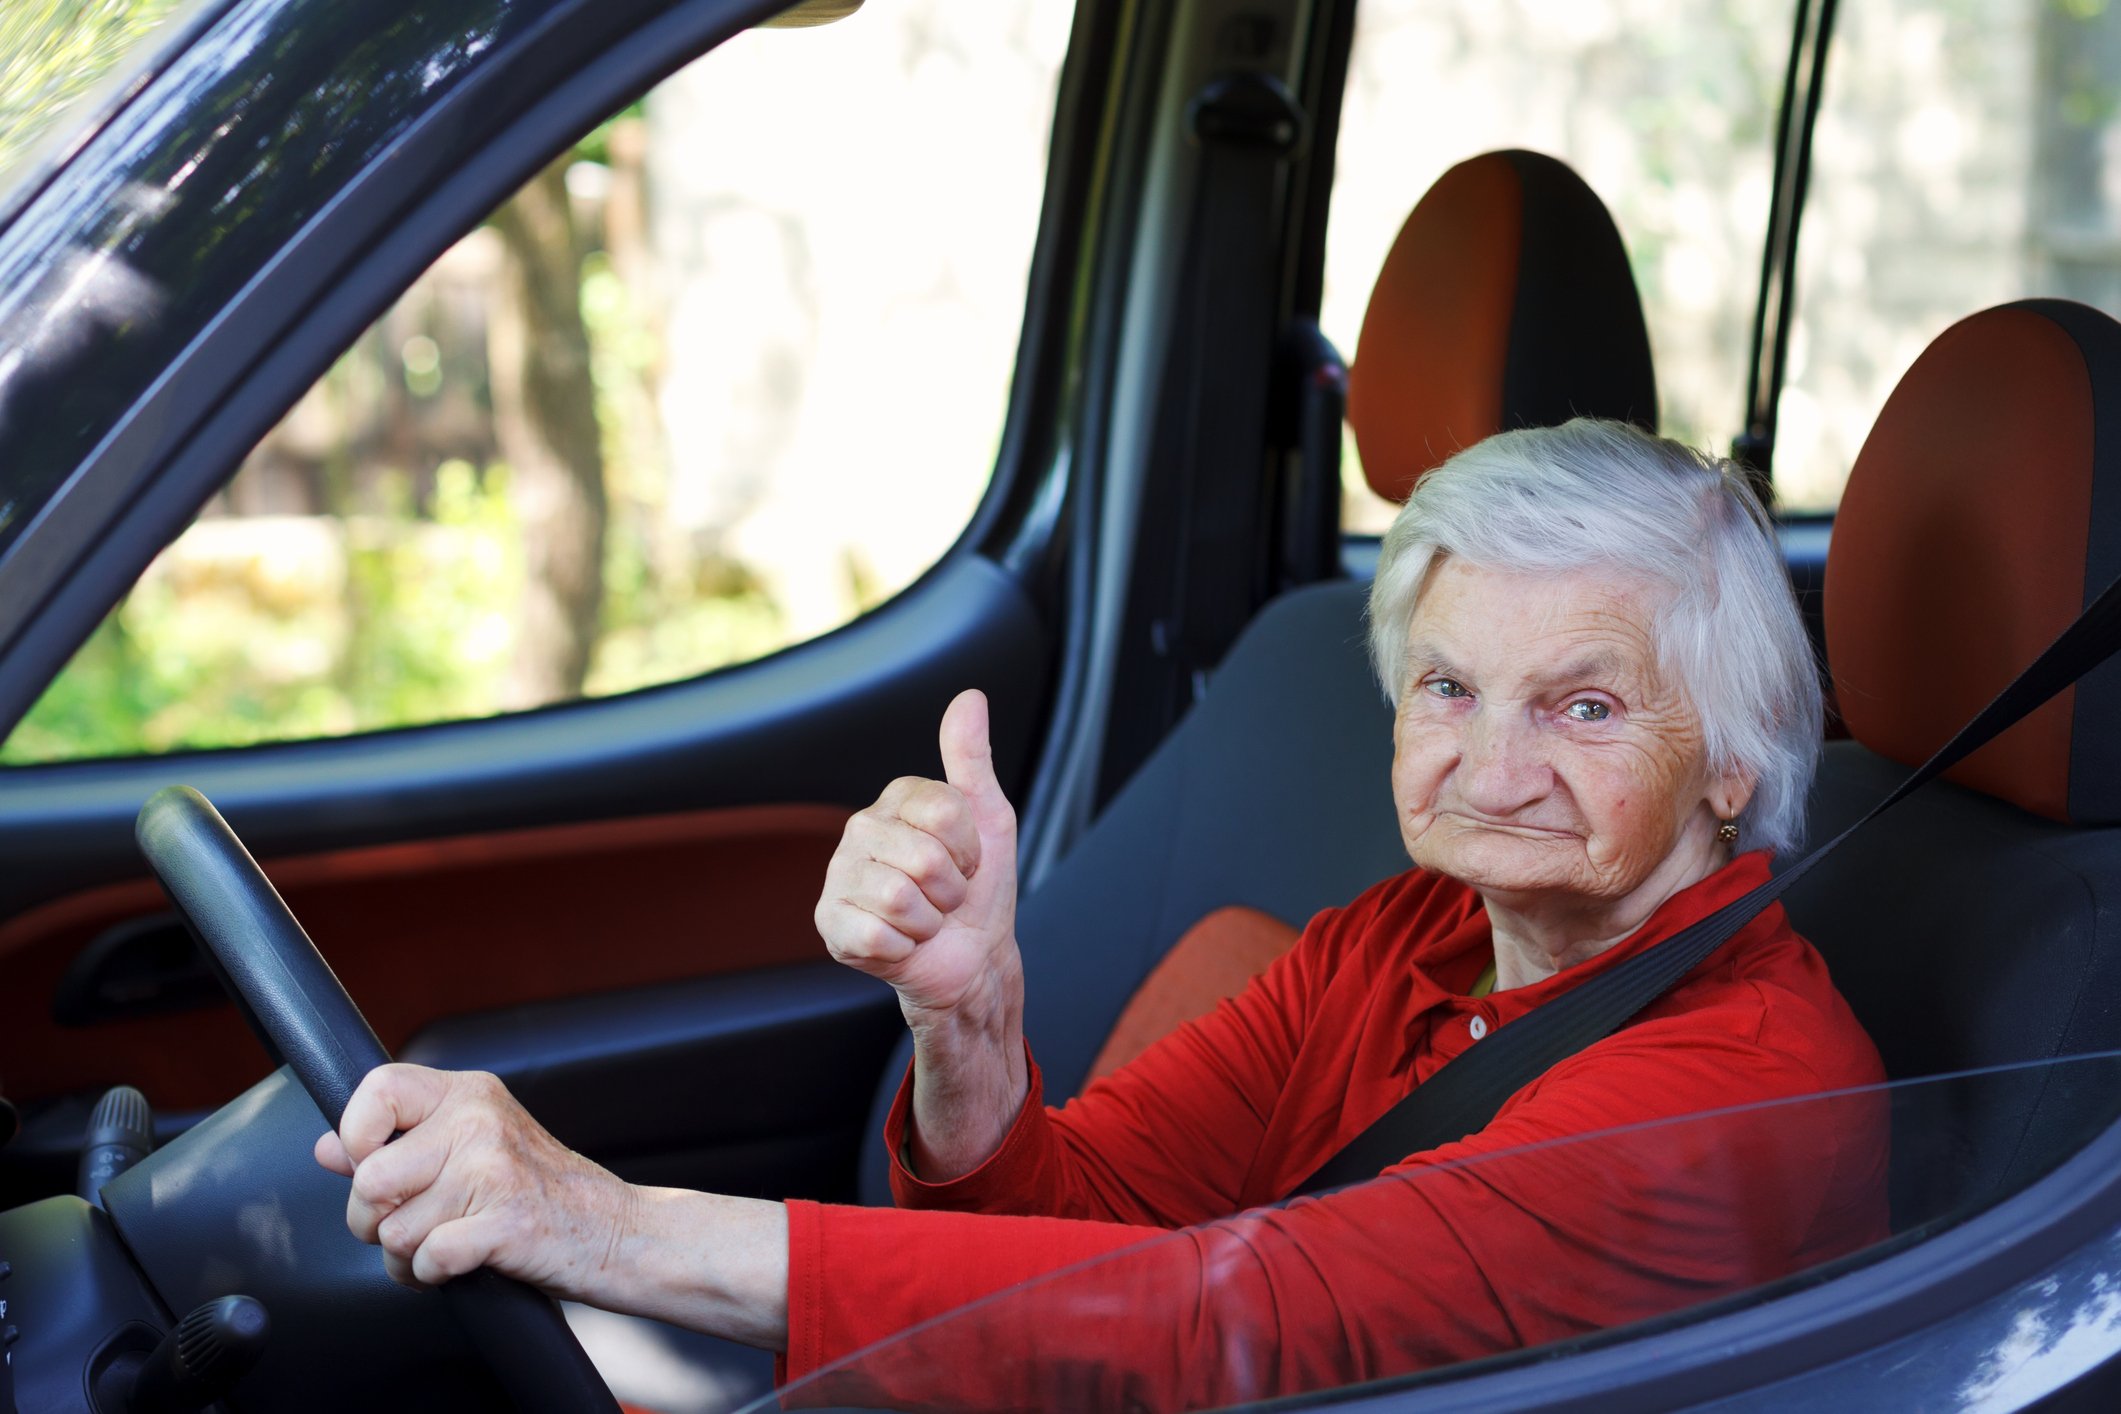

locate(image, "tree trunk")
[[488, 157, 608, 708]]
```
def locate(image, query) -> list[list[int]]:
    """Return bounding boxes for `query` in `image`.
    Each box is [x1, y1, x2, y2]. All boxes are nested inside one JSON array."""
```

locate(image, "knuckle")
[[915, 840, 961, 890], [884, 872, 924, 917], [841, 915, 881, 955], [466, 1143, 518, 1190], [845, 915, 896, 960], [377, 1214, 418, 1258], [427, 1227, 477, 1280], [822, 910, 871, 960], [351, 1160, 394, 1205], [898, 783, 953, 831], [899, 838, 942, 885]]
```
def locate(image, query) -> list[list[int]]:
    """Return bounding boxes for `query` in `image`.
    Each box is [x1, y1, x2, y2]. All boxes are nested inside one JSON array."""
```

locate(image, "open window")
[[1, 3, 1075, 765]]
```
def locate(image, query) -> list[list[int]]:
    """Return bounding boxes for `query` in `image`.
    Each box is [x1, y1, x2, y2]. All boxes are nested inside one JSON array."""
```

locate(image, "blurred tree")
[[489, 156, 609, 704]]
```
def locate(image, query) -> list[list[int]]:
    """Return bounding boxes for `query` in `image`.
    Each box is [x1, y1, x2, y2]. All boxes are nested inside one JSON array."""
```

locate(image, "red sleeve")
[[783, 1012, 1889, 1411], [886, 902, 1357, 1228]]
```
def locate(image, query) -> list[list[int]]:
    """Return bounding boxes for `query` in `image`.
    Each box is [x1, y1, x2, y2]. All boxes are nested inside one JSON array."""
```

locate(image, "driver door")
[[0, 0, 1087, 1225]]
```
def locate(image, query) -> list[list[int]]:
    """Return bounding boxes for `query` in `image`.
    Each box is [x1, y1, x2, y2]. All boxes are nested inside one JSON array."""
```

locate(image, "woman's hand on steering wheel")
[[316, 1064, 636, 1300]]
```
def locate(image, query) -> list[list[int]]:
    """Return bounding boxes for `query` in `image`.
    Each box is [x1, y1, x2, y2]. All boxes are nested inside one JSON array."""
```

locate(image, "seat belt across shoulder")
[[1294, 565, 2121, 1196]]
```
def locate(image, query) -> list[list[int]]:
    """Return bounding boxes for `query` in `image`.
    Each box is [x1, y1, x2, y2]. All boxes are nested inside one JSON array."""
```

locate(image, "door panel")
[[0, 0, 1087, 1219], [0, 558, 1053, 1202], [400, 962, 901, 1201], [0, 803, 851, 1110], [0, 557, 1046, 910]]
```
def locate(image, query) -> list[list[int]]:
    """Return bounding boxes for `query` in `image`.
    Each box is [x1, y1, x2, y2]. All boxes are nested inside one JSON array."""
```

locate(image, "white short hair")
[[1367, 419, 1822, 857]]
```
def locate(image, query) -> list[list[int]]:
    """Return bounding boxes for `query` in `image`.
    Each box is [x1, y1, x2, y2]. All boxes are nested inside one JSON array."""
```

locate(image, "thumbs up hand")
[[817, 690, 1022, 1027]]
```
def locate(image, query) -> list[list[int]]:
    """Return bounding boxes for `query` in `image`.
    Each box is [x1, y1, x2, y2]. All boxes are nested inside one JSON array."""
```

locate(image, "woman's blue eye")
[[1425, 678, 1470, 699], [1565, 700, 1611, 722]]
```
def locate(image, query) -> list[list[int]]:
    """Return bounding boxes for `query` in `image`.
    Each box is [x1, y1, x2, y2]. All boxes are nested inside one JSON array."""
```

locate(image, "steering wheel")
[[134, 785, 621, 1414]]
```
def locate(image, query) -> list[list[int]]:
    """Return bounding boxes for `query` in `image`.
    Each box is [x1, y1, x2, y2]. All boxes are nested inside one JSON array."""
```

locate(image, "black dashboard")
[[0, 1068, 510, 1413], [0, 1193, 167, 1414]]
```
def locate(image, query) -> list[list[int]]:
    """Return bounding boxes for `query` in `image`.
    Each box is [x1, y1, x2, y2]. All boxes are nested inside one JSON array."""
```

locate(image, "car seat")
[[860, 148, 1659, 1200], [1780, 299, 2121, 1231]]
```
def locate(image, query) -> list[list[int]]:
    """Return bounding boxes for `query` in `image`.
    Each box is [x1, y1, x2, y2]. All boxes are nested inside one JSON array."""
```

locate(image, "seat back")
[[858, 151, 1658, 1203], [1781, 300, 2121, 1227]]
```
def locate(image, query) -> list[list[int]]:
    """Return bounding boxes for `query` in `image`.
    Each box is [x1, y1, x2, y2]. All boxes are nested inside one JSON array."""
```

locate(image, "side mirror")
[[761, 0, 865, 27]]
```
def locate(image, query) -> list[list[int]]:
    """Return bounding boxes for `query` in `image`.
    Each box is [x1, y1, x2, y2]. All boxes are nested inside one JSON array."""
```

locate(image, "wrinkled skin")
[[309, 692, 1027, 1343], [310, 562, 1764, 1340], [1392, 556, 1755, 986], [811, 689, 1027, 1179]]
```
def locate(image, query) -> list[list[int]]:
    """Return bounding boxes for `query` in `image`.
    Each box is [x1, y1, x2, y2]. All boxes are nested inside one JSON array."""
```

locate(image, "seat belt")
[[1096, 73, 1303, 805], [1296, 565, 2121, 1196]]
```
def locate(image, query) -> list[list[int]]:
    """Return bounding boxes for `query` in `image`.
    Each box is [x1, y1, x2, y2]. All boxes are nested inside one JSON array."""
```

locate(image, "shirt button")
[[1469, 1015, 1489, 1041]]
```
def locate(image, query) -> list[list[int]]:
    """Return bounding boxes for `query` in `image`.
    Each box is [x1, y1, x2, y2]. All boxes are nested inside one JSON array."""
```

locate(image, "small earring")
[[1716, 820, 1740, 844]]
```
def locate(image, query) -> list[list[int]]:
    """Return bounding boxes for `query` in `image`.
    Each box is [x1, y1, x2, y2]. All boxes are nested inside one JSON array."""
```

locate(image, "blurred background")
[[4, 0, 2119, 764], [1, 0, 1075, 762]]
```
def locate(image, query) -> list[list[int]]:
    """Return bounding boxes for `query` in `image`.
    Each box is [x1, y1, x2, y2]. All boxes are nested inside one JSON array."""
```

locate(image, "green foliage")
[[578, 241, 791, 699], [1, 24, 983, 769], [571, 104, 645, 169], [0, 460, 526, 763], [0, 0, 192, 189], [2, 153, 800, 766]]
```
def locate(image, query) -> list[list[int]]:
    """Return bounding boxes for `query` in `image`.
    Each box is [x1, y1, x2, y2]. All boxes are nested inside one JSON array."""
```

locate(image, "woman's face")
[[1391, 556, 1747, 905]]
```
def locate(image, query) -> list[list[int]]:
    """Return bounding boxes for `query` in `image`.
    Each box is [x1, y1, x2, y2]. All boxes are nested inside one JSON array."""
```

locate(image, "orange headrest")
[[1826, 300, 2121, 823], [1345, 150, 1658, 503]]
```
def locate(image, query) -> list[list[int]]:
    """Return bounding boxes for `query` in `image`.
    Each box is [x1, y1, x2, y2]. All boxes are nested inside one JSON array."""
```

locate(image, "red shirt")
[[780, 852, 1888, 1409]]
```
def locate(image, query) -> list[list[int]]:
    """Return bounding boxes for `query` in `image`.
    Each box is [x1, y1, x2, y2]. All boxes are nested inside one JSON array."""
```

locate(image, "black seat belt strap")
[[1095, 72, 1304, 803], [1296, 564, 2121, 1196], [1162, 73, 1305, 686]]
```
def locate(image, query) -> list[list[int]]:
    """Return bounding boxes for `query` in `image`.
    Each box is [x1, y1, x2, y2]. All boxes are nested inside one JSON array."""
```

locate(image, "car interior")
[[5, 0, 2121, 1410]]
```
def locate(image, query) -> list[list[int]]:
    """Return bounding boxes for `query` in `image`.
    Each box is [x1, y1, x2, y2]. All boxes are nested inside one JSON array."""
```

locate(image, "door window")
[[2, 2, 1074, 764], [0, 0, 200, 208]]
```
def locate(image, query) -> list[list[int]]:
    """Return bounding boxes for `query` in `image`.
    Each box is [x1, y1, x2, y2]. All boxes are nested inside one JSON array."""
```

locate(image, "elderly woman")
[[315, 420, 1886, 1407]]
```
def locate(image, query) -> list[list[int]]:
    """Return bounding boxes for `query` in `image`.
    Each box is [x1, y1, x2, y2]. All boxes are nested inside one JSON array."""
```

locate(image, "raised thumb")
[[939, 688, 1009, 823]]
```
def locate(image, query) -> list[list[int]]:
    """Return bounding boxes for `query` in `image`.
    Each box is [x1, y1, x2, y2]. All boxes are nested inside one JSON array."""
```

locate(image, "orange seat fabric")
[[1346, 149, 1657, 503], [1825, 300, 2121, 824], [1086, 906, 1299, 1082]]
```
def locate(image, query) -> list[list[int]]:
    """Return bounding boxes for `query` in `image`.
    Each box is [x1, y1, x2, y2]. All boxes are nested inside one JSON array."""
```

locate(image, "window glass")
[[1326, 0, 1792, 533], [1776, 0, 2121, 509], [0, 0, 201, 211], [755, 1057, 2121, 1413], [1, 1, 1074, 765]]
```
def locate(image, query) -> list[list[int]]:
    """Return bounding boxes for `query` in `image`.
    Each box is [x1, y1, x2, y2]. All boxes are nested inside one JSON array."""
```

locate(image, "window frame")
[[0, 0, 1087, 767]]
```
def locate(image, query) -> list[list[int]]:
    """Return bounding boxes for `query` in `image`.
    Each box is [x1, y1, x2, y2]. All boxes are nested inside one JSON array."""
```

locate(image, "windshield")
[[0, 1, 210, 222], [750, 1055, 2121, 1413]]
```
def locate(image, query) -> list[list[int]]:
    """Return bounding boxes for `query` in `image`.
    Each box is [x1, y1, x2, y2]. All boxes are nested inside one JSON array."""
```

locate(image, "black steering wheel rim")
[[135, 784, 620, 1414]]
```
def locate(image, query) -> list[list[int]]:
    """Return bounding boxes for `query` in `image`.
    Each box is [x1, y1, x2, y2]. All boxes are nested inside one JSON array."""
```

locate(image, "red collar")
[[1418, 850, 1778, 1020]]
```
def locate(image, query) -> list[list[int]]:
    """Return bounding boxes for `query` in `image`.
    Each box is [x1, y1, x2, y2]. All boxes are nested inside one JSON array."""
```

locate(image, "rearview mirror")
[[761, 0, 865, 27]]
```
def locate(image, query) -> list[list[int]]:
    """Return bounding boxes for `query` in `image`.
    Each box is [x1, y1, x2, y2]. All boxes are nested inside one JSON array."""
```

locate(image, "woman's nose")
[[1456, 708, 1553, 816]]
